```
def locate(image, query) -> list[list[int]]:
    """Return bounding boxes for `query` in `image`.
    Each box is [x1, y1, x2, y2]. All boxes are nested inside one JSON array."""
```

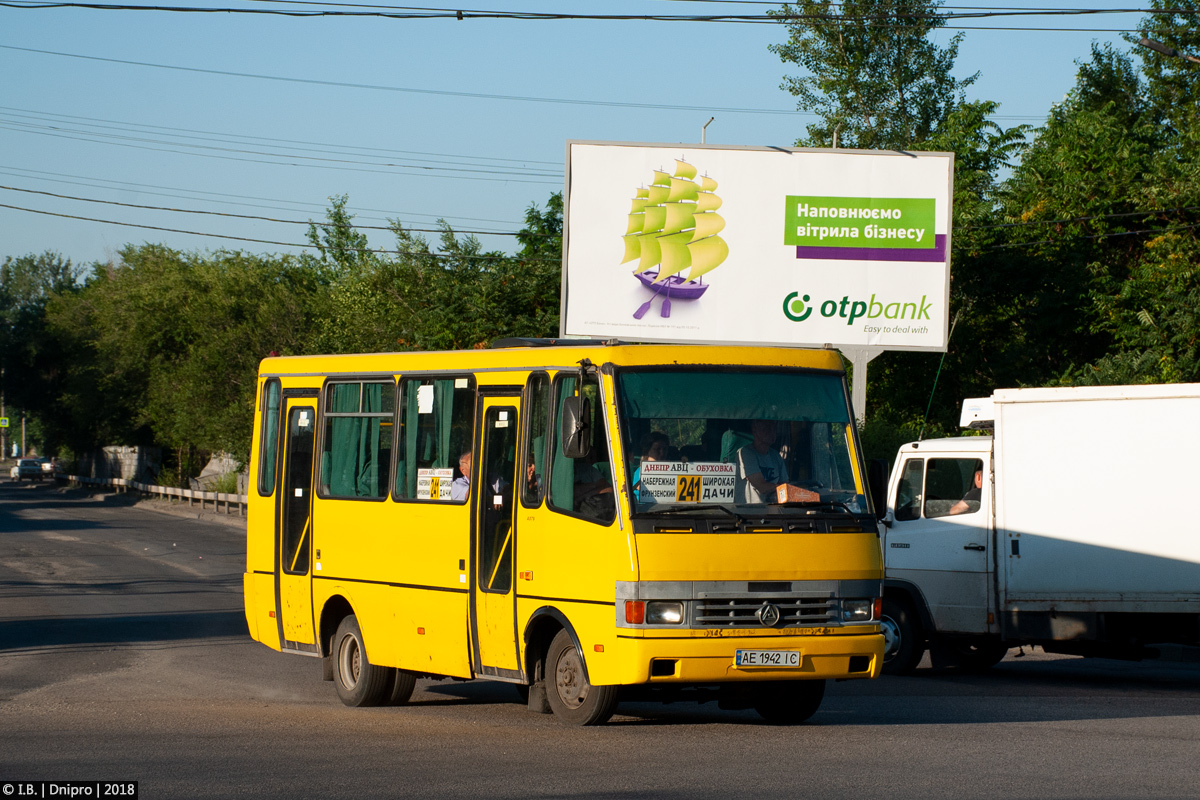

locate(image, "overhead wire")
[[0, 45, 1051, 121], [0, 184, 528, 236], [0, 164, 527, 226], [0, 202, 559, 260]]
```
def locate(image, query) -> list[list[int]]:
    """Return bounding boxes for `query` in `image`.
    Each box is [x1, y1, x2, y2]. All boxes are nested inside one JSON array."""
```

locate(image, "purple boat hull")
[[633, 270, 709, 300]]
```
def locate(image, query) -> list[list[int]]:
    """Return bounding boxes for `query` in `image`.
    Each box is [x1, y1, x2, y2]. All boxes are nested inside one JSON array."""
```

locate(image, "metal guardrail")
[[62, 474, 249, 516]]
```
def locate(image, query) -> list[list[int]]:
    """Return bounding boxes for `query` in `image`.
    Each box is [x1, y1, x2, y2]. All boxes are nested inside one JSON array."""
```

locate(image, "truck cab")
[[880, 436, 1005, 673]]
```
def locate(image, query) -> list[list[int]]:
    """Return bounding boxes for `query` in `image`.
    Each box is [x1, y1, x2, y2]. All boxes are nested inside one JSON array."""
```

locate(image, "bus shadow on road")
[[0, 609, 248, 651]]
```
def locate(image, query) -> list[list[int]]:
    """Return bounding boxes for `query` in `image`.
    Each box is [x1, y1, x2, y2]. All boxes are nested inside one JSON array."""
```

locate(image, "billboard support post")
[[844, 347, 883, 426]]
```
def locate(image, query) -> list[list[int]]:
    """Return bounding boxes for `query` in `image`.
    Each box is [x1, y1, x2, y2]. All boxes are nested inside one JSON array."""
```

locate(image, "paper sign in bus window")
[[417, 468, 454, 500], [641, 462, 735, 504]]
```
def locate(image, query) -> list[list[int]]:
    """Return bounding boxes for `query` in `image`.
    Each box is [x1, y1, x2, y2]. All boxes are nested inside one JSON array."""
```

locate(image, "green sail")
[[655, 231, 694, 281], [674, 159, 697, 180], [668, 178, 699, 203], [642, 205, 666, 233], [621, 234, 641, 264], [695, 192, 722, 213], [626, 212, 645, 235], [662, 202, 696, 235], [700, 176, 719, 192], [647, 185, 670, 204], [630, 197, 648, 213], [691, 212, 725, 241], [686, 235, 728, 280], [636, 232, 662, 272], [652, 170, 672, 186]]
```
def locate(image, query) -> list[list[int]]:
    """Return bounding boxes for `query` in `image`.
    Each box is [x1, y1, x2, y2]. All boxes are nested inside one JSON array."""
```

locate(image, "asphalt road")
[[1, 480, 1198, 799]]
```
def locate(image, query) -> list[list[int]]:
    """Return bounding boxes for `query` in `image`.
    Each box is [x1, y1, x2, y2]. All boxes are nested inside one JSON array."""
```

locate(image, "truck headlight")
[[842, 599, 874, 622], [646, 601, 684, 625]]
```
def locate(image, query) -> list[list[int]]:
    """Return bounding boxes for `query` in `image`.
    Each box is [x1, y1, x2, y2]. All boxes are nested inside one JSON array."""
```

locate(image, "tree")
[[769, 0, 976, 150]]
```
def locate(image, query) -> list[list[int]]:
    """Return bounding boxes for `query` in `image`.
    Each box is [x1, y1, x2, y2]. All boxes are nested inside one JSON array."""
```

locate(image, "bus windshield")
[[616, 369, 866, 514]]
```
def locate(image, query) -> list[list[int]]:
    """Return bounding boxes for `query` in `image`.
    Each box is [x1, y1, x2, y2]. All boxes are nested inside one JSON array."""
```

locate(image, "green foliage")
[[769, 0, 976, 150]]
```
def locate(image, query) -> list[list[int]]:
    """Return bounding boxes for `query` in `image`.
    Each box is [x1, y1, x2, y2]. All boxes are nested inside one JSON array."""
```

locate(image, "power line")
[[0, 45, 1050, 122], [0, 0, 1183, 23], [0, 164, 530, 226], [0, 105, 561, 168], [0, 44, 822, 118], [0, 201, 557, 260], [0, 184, 530, 236], [0, 119, 559, 179], [1, 122, 562, 185]]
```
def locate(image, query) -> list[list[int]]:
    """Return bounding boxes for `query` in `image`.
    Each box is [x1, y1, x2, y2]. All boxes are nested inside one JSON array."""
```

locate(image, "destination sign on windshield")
[[640, 461, 735, 504]]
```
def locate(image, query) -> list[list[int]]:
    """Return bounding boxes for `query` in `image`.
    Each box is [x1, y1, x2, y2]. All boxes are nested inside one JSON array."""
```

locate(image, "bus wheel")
[[881, 597, 925, 675], [545, 630, 618, 726], [332, 615, 390, 707], [386, 668, 417, 705], [754, 680, 825, 724]]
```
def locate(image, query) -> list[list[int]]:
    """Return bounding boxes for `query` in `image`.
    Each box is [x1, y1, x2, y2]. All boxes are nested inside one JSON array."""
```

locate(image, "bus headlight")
[[646, 601, 684, 625], [842, 599, 874, 622]]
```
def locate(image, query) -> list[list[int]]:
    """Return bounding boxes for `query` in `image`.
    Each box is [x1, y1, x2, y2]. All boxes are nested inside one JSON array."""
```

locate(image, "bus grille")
[[694, 596, 839, 627]]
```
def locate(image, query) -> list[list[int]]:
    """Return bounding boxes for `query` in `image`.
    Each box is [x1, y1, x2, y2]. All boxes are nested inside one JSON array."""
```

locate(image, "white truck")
[[879, 383, 1200, 673]]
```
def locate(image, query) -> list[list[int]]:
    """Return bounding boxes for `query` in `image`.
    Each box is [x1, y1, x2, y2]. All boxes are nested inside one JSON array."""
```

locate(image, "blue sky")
[[1, 1, 1152, 267]]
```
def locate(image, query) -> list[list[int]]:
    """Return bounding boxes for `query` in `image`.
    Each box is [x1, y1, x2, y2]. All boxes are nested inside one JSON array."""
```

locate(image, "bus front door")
[[277, 400, 317, 651], [471, 398, 521, 680]]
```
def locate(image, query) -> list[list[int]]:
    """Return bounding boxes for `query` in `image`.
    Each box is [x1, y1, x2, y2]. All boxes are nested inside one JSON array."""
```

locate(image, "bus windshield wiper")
[[643, 504, 747, 523], [778, 500, 859, 517]]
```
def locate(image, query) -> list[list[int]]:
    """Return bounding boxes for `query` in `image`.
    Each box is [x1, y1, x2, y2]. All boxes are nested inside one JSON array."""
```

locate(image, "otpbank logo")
[[783, 292, 934, 325]]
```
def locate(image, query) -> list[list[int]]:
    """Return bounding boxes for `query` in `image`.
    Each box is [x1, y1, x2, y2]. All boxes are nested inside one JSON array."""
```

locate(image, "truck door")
[[470, 395, 522, 680], [886, 455, 991, 634], [277, 399, 318, 650]]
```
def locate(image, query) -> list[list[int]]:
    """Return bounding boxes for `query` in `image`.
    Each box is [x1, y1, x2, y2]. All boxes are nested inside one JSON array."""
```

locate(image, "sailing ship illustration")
[[621, 158, 728, 319]]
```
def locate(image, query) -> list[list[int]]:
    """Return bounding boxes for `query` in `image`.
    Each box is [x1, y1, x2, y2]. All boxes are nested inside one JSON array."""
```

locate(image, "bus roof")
[[257, 342, 845, 379]]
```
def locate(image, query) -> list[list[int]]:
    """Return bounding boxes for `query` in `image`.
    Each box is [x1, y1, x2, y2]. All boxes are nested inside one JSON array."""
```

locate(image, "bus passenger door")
[[471, 398, 521, 679], [277, 400, 318, 651]]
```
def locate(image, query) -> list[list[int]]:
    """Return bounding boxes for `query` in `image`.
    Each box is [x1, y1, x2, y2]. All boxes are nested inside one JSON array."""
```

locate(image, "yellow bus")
[[244, 340, 884, 725]]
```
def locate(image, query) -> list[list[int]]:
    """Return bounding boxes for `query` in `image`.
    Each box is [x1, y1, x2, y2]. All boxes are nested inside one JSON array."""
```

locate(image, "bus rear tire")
[[754, 680, 825, 724], [545, 630, 619, 726], [332, 615, 391, 707]]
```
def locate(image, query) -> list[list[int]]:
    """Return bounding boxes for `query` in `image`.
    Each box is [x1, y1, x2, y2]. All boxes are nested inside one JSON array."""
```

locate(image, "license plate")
[[735, 649, 802, 668]]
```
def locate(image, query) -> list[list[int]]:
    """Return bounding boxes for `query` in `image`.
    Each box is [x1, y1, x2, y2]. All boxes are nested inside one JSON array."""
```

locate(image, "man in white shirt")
[[736, 420, 789, 504]]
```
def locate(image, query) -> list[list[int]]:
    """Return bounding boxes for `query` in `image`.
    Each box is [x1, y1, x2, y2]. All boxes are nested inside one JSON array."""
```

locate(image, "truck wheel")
[[754, 680, 825, 724], [332, 615, 391, 707], [545, 629, 619, 725], [881, 597, 925, 675], [950, 639, 1009, 672]]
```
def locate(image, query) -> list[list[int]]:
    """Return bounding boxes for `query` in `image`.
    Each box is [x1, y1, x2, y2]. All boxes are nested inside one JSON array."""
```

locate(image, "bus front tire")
[[386, 668, 417, 705], [754, 679, 825, 724], [332, 615, 391, 707], [545, 630, 619, 726]]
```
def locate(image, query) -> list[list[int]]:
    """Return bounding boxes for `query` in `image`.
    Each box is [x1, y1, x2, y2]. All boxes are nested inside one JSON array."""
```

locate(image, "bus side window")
[[548, 373, 615, 524], [257, 378, 282, 496], [320, 380, 395, 499], [521, 372, 549, 507], [395, 375, 475, 501]]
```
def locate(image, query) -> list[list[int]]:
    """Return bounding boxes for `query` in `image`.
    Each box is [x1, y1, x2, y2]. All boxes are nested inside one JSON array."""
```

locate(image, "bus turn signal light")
[[625, 600, 645, 624]]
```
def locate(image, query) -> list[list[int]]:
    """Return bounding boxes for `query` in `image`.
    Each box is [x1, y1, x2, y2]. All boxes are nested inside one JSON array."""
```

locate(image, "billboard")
[[561, 141, 954, 352]]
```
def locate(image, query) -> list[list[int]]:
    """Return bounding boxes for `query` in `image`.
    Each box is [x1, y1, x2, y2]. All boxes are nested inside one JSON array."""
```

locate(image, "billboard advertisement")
[[561, 141, 954, 351]]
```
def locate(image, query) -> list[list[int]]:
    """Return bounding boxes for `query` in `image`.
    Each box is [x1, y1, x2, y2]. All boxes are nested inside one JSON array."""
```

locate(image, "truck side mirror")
[[868, 458, 889, 521], [560, 396, 591, 460]]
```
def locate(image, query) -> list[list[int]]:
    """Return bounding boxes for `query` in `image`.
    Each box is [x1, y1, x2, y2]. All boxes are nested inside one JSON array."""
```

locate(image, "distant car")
[[39, 458, 55, 477], [10, 459, 43, 481]]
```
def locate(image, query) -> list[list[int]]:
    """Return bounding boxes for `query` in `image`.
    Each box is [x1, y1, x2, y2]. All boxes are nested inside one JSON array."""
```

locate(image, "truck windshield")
[[616, 369, 866, 514]]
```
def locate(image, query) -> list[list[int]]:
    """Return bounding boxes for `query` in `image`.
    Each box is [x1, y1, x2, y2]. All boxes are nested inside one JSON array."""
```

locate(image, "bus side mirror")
[[868, 458, 889, 521], [560, 396, 591, 460]]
